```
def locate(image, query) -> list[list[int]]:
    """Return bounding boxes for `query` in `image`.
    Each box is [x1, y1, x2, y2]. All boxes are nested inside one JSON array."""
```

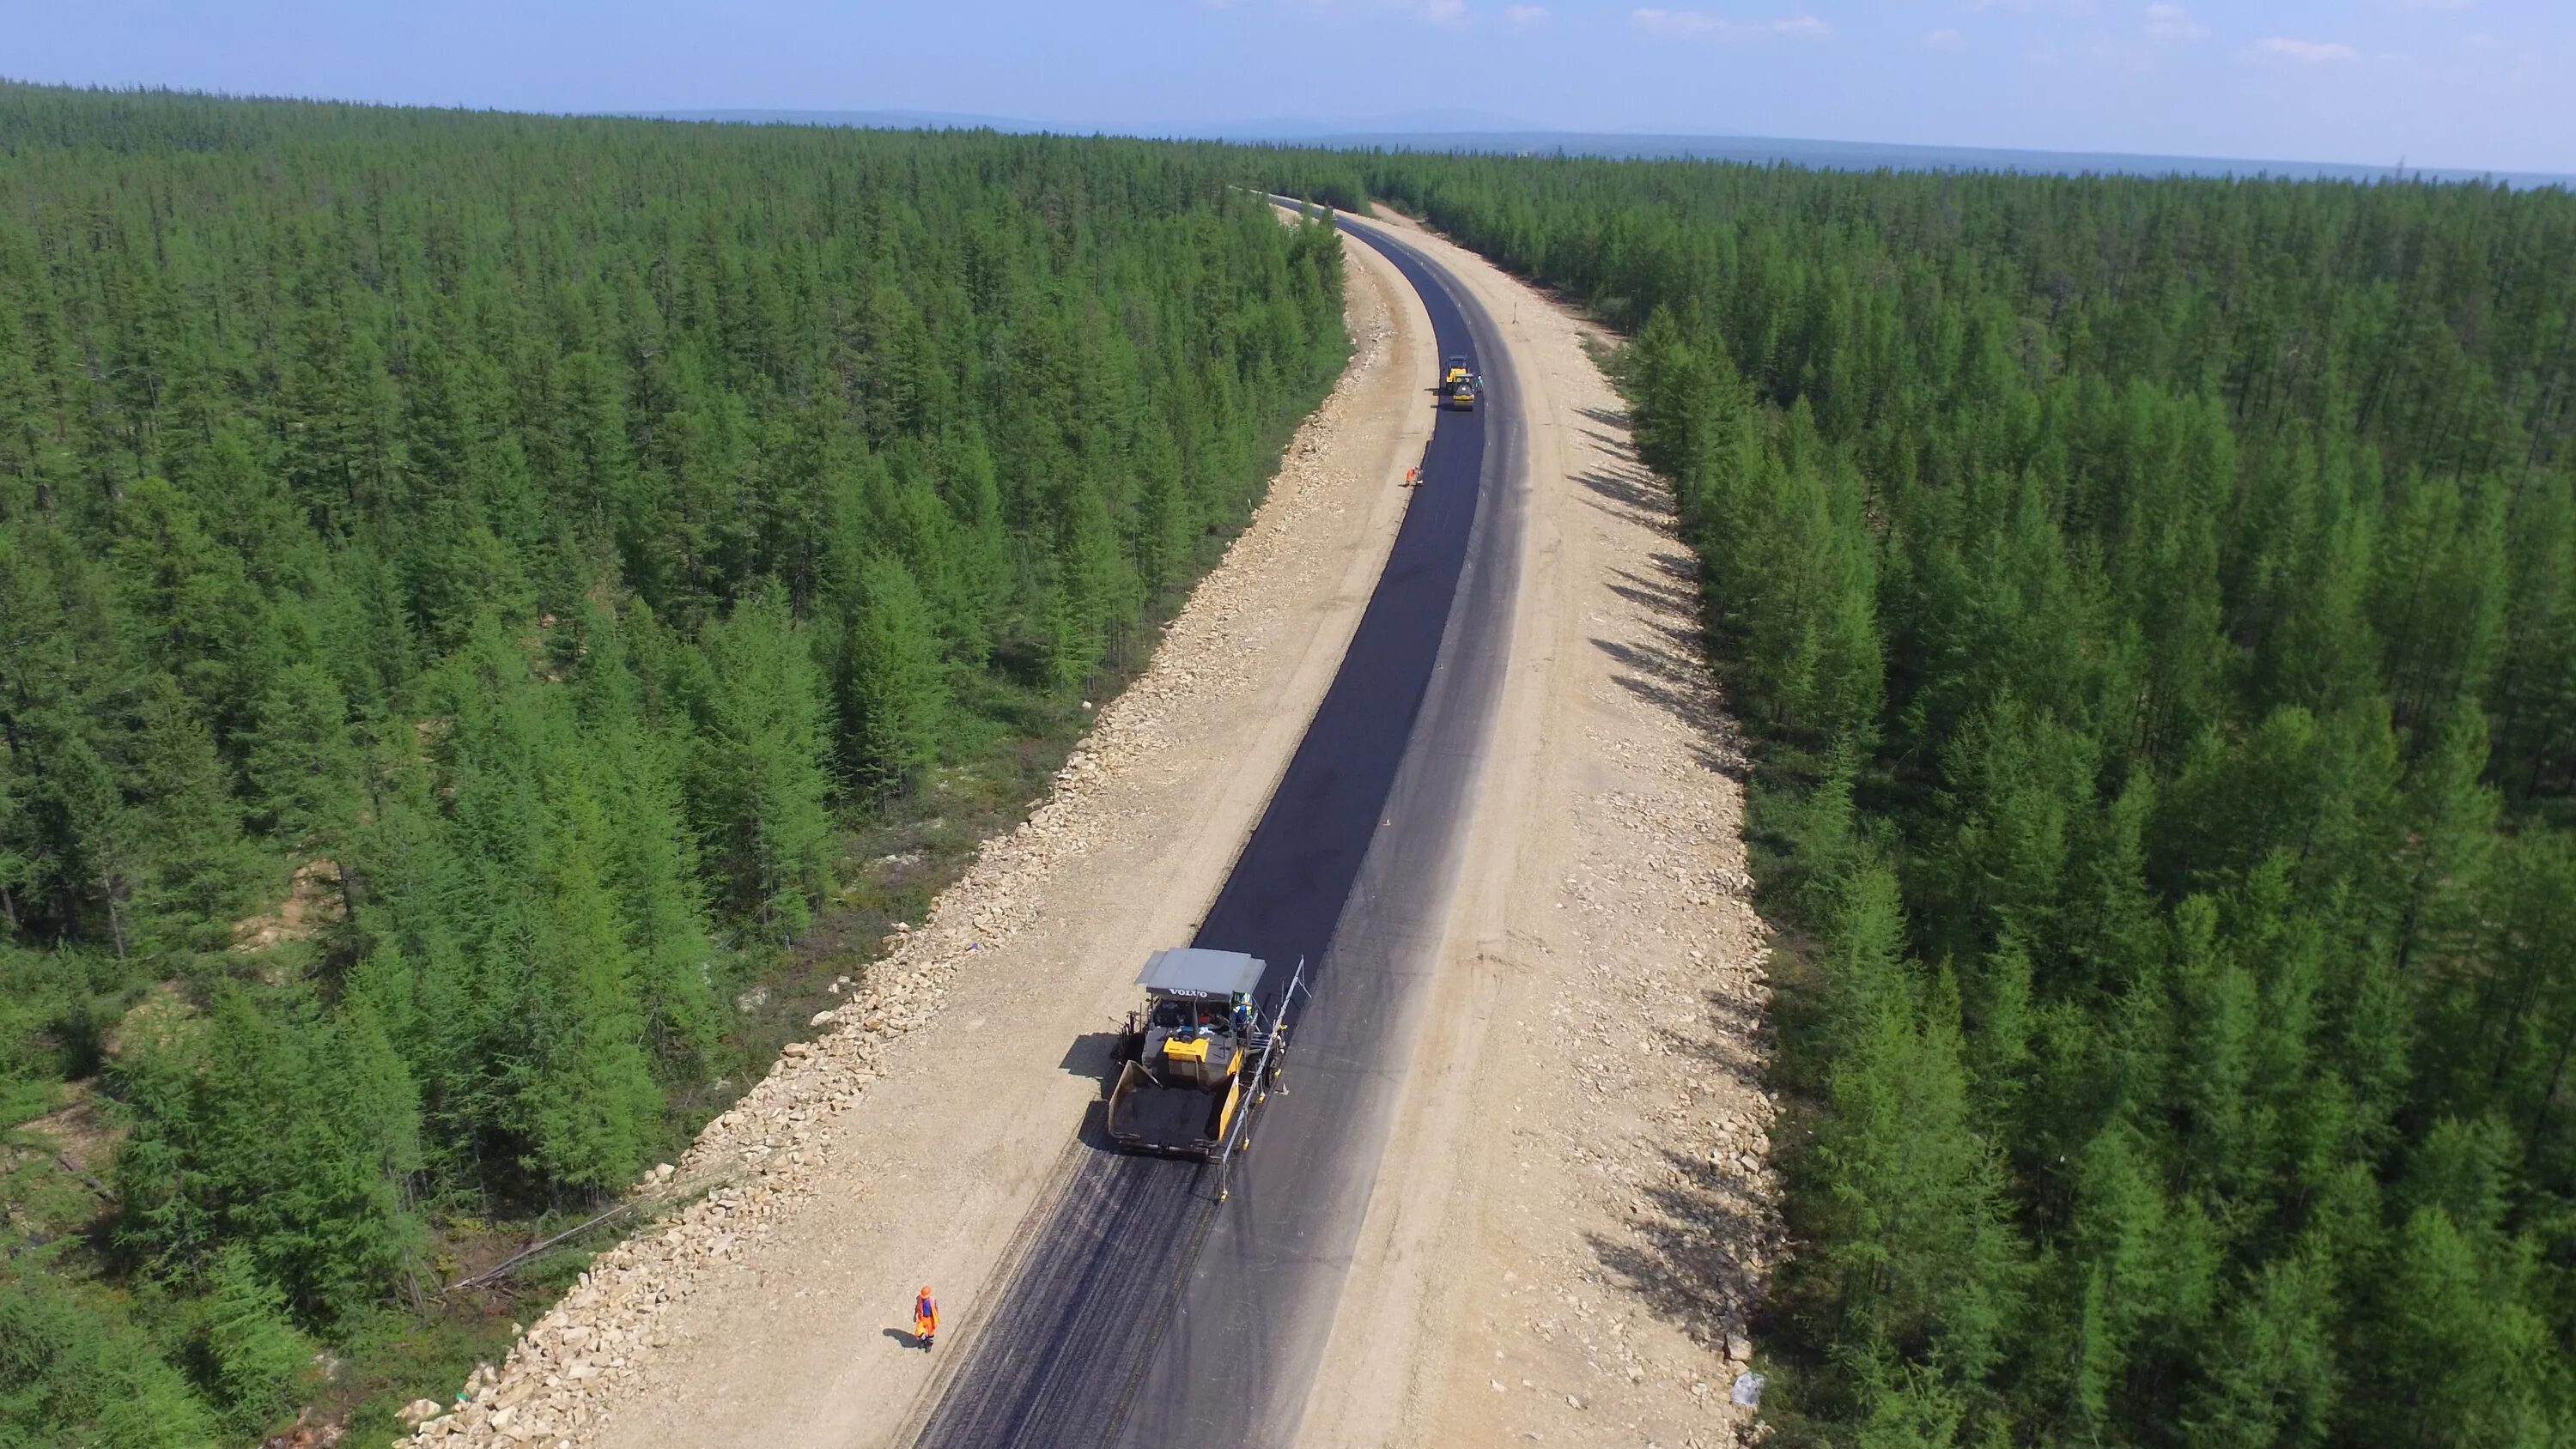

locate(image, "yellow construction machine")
[[1105, 948, 1303, 1178], [1442, 354, 1481, 411]]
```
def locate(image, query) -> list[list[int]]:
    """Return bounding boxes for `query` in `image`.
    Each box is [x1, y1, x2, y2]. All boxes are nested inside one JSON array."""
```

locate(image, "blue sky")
[[13, 1, 2573, 173]]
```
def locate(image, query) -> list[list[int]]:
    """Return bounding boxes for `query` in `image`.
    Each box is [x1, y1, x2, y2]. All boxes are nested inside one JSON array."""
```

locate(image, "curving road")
[[905, 210, 1525, 1449]]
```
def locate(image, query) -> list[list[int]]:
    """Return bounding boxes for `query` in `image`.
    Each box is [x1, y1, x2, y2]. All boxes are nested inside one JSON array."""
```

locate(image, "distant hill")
[[637, 106, 1542, 140], [1206, 107, 1537, 140], [1243, 129, 2576, 191], [641, 106, 1049, 132], [629, 110, 2572, 191]]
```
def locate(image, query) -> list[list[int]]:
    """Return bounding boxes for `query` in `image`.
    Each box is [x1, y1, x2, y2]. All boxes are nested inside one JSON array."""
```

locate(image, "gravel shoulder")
[[1293, 214, 1782, 1449], [405, 227, 1435, 1449]]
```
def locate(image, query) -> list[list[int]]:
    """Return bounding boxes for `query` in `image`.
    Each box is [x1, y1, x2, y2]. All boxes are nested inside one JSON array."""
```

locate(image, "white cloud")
[[1631, 8, 1829, 39], [1505, 3, 1549, 28], [2241, 35, 2360, 64], [1923, 26, 1968, 50], [1631, 8, 1714, 36], [1254, 0, 1472, 18], [2144, 3, 2207, 40]]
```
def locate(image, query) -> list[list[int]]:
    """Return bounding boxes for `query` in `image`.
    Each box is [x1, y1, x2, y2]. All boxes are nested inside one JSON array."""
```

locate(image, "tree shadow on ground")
[[1584, 1146, 1771, 1348], [1592, 636, 1750, 784], [1567, 397, 1782, 1357], [1576, 467, 1668, 523], [1604, 564, 1715, 662], [1607, 570, 1692, 620], [1582, 427, 1640, 458], [1584, 988, 1777, 1345]]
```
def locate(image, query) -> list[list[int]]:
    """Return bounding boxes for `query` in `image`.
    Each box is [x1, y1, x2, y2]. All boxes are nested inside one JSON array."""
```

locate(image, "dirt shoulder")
[[406, 227, 1436, 1449], [1294, 215, 1782, 1449]]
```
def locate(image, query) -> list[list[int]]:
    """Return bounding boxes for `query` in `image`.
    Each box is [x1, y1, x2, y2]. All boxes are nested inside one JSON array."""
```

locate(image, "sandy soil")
[[407, 221, 1438, 1449], [1293, 215, 1782, 1449]]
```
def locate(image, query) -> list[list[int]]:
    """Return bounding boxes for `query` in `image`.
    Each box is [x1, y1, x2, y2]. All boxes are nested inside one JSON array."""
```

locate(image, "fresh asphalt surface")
[[909, 211, 1525, 1449]]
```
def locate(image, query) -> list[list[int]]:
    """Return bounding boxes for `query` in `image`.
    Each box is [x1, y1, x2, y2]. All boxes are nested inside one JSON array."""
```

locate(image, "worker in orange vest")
[[913, 1285, 939, 1349]]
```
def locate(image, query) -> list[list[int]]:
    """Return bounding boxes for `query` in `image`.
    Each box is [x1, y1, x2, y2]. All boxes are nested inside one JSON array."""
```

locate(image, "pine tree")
[[0, 1269, 223, 1447], [2492, 473, 2576, 797], [112, 986, 422, 1319], [42, 729, 145, 960], [512, 779, 659, 1192], [1800, 870, 2020, 1385], [279, 303, 398, 530], [198, 1246, 315, 1435], [691, 584, 833, 939], [2392, 700, 2500, 979], [106, 475, 274, 730], [2360, 1206, 2565, 1447], [1847, 1355, 1970, 1449], [243, 664, 361, 857], [1626, 305, 1721, 482], [0, 744, 34, 938], [1127, 415, 1193, 600], [128, 674, 270, 954], [1045, 486, 1137, 693], [841, 554, 948, 795], [2184, 1242, 2339, 1447]]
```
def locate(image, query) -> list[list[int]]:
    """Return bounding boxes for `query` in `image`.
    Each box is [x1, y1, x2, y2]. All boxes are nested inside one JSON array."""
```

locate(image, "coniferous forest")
[[11, 76, 2576, 1449], [0, 85, 1346, 1442], [1292, 155, 2576, 1444]]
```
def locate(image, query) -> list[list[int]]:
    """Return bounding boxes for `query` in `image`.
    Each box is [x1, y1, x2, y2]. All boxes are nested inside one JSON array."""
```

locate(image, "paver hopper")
[[1105, 948, 1295, 1162]]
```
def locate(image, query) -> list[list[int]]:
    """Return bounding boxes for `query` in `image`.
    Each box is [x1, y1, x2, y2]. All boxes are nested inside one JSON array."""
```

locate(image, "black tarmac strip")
[[907, 211, 1526, 1449]]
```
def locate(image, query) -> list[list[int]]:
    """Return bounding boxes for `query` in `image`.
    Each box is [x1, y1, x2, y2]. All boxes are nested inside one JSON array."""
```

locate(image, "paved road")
[[908, 210, 1523, 1449]]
